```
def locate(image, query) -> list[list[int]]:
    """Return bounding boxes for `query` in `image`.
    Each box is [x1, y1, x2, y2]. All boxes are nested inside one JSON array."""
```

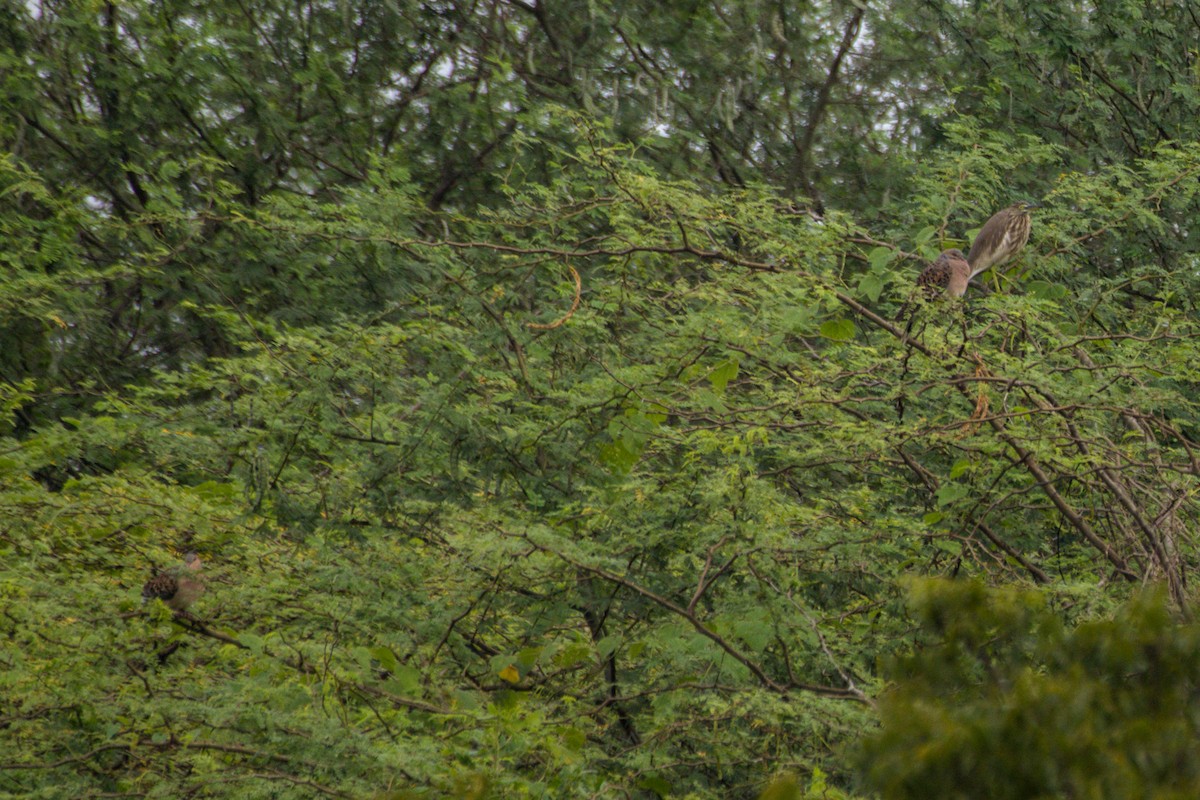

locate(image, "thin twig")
[[528, 265, 582, 330]]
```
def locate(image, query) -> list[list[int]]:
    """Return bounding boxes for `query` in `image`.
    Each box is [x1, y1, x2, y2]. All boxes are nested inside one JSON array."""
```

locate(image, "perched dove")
[[141, 552, 205, 611]]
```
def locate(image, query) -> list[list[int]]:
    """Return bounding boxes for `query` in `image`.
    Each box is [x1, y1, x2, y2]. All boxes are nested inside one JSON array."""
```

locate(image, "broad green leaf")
[[869, 246, 895, 272], [1027, 280, 1068, 300], [935, 483, 970, 506], [913, 225, 936, 245], [857, 272, 885, 302], [819, 318, 856, 341], [708, 359, 740, 393], [237, 634, 264, 653]]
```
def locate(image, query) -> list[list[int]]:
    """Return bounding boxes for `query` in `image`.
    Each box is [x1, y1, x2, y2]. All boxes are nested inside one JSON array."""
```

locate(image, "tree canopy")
[[3, 1, 1200, 798]]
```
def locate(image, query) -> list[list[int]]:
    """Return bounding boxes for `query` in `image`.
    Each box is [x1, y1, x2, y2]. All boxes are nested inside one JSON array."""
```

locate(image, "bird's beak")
[[1026, 202, 1043, 209]]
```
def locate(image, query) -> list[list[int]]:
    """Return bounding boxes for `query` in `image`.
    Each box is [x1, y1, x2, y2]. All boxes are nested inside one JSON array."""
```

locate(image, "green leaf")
[[638, 775, 672, 798], [819, 318, 856, 341], [596, 634, 621, 659], [562, 727, 586, 753], [708, 359, 740, 393], [935, 483, 969, 506], [857, 272, 885, 302], [553, 643, 593, 669], [370, 646, 399, 673], [758, 773, 803, 800], [385, 665, 423, 695], [237, 634, 264, 653], [1027, 280, 1068, 300], [933, 538, 962, 555], [192, 481, 238, 500], [869, 246, 895, 272]]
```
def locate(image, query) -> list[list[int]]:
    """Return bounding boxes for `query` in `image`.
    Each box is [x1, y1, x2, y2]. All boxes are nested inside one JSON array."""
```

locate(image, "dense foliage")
[[3, 1, 1200, 797], [863, 581, 1200, 799]]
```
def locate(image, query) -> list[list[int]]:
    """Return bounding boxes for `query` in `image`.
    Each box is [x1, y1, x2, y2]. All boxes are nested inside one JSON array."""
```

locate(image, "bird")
[[966, 201, 1039, 278], [896, 249, 972, 420], [898, 248, 972, 332], [141, 552, 205, 611], [914, 248, 972, 298]]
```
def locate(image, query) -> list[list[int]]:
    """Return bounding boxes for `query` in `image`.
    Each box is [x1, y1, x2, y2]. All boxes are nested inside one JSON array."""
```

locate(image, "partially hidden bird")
[[142, 552, 205, 611], [895, 249, 972, 419], [966, 201, 1038, 278], [914, 248, 972, 298], [898, 248, 972, 334]]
